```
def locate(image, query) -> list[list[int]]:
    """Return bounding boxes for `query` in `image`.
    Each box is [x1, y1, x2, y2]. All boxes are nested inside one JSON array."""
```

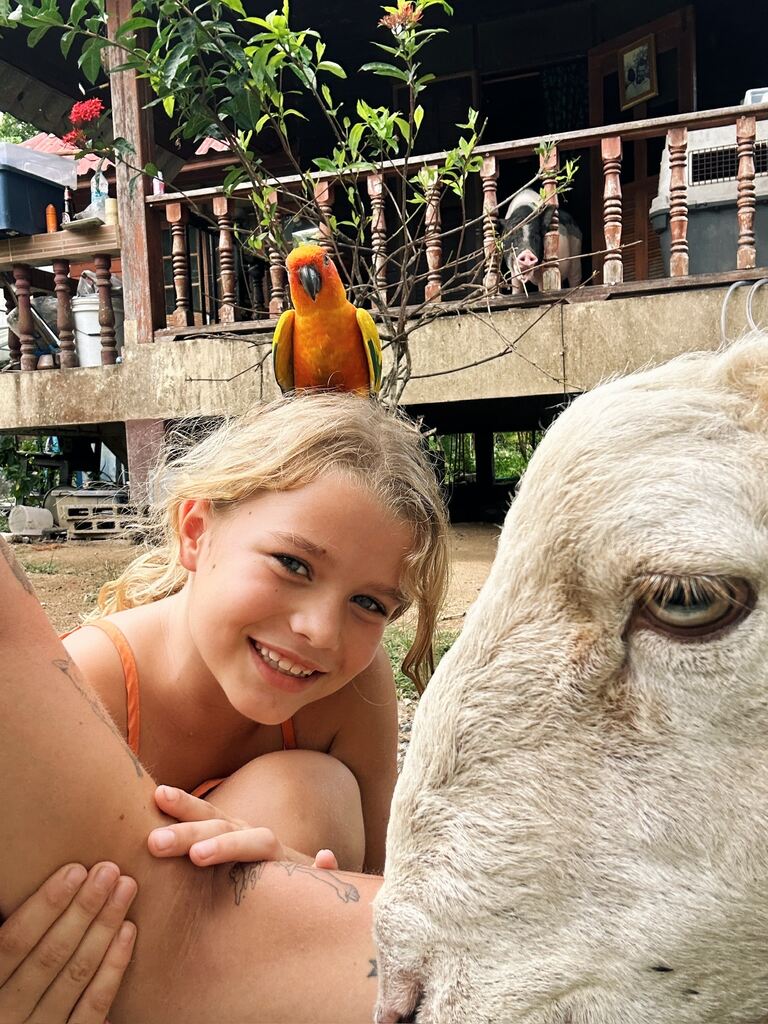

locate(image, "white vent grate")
[[690, 141, 768, 185]]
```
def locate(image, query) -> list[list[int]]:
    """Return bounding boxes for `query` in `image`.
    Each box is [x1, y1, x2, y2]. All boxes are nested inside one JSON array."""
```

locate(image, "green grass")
[[383, 624, 459, 699], [20, 557, 59, 574]]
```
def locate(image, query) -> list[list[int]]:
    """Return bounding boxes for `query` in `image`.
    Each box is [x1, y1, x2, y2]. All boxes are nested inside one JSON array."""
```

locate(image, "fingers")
[[0, 862, 123, 1023], [29, 874, 137, 1023], [0, 863, 87, 987], [66, 921, 136, 1024], [313, 849, 339, 871], [148, 818, 246, 859], [153, 785, 229, 824], [188, 827, 283, 867]]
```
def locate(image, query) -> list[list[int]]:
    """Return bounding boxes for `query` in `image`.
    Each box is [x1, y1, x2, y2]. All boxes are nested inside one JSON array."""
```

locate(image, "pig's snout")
[[515, 248, 539, 270]]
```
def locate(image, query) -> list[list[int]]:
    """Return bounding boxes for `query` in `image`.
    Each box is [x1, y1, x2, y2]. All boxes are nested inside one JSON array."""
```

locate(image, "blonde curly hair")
[[96, 393, 449, 692]]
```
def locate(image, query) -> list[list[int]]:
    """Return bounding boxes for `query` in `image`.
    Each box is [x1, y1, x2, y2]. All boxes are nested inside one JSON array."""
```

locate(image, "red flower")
[[379, 0, 422, 32], [62, 128, 87, 148], [69, 98, 105, 127]]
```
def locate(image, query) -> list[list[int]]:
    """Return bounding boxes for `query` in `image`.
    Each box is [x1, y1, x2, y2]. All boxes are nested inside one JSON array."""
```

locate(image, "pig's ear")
[[541, 205, 556, 231], [719, 331, 768, 428]]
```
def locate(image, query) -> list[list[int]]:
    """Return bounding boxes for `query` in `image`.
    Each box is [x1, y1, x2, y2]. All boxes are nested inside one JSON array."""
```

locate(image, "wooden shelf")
[[0, 225, 121, 272]]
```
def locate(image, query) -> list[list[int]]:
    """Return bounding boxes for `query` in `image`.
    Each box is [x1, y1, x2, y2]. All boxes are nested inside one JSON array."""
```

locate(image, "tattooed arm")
[[0, 539, 381, 1023]]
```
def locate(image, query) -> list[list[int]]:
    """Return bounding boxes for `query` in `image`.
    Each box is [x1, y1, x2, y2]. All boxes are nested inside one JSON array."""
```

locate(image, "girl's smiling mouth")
[[249, 638, 324, 691]]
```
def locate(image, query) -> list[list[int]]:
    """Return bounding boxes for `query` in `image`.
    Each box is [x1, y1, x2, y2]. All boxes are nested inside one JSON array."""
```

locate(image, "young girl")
[[61, 391, 449, 875]]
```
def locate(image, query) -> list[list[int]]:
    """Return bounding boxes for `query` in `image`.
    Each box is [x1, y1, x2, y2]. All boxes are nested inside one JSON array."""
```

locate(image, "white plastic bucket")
[[71, 295, 125, 367], [9, 505, 54, 536]]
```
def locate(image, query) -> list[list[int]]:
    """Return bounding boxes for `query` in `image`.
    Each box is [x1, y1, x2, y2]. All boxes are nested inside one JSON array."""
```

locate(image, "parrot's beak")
[[298, 264, 322, 301]]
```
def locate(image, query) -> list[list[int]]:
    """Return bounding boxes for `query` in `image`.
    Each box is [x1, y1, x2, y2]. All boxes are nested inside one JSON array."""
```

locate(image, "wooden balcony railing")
[[0, 226, 121, 371], [146, 100, 768, 338], [3, 101, 768, 371]]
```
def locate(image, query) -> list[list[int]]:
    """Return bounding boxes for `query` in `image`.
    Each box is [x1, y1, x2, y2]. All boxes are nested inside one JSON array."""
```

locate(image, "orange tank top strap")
[[61, 620, 142, 756], [281, 716, 297, 750]]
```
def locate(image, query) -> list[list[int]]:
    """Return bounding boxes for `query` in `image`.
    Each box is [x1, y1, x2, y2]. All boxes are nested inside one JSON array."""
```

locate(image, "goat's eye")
[[636, 576, 753, 639]]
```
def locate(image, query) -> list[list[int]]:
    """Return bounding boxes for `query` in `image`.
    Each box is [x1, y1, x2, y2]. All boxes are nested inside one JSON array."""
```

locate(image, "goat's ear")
[[720, 332, 768, 424]]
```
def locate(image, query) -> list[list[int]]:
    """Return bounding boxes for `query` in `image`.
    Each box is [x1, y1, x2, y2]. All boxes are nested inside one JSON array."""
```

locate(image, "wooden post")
[[736, 114, 757, 270], [539, 145, 561, 291], [12, 264, 36, 371], [212, 195, 237, 324], [125, 418, 164, 508], [165, 202, 193, 327], [601, 136, 623, 285], [107, 0, 166, 340], [94, 253, 117, 365], [313, 180, 335, 255], [481, 156, 500, 297], [367, 174, 388, 303], [52, 257, 77, 368], [6, 326, 20, 370], [667, 127, 689, 277], [424, 175, 442, 302], [267, 196, 287, 318]]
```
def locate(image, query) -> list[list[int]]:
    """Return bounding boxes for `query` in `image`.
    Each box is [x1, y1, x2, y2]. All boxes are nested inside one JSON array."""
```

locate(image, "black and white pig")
[[502, 187, 582, 293]]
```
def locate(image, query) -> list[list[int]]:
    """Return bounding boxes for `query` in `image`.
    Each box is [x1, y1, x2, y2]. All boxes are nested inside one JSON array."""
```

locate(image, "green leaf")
[[219, 0, 246, 13], [394, 116, 410, 143], [115, 16, 156, 37], [162, 94, 175, 117], [312, 157, 336, 172], [27, 24, 51, 47], [348, 121, 364, 155], [317, 60, 346, 78], [78, 38, 106, 84], [360, 61, 409, 82], [413, 104, 424, 132]]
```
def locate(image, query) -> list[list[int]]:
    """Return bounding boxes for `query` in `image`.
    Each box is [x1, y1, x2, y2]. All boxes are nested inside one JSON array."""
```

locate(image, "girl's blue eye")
[[352, 594, 387, 616], [274, 554, 310, 577]]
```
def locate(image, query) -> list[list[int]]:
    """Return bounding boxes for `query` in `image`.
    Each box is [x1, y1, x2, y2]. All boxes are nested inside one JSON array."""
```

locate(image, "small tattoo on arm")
[[368, 959, 378, 977], [0, 538, 34, 595], [229, 862, 360, 906], [53, 657, 144, 778]]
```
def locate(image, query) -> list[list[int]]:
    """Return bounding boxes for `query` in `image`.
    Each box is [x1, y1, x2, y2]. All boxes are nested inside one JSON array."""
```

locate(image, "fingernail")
[[94, 863, 119, 894], [157, 785, 177, 801], [118, 921, 136, 947], [151, 828, 175, 851], [65, 864, 87, 890], [111, 876, 136, 909], [192, 839, 216, 860]]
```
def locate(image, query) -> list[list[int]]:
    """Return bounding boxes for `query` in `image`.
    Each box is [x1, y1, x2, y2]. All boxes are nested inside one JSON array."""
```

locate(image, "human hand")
[[0, 862, 137, 1024], [148, 785, 339, 870]]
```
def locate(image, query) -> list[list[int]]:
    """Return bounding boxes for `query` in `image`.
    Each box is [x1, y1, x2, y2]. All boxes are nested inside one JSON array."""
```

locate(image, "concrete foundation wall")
[[0, 284, 764, 431]]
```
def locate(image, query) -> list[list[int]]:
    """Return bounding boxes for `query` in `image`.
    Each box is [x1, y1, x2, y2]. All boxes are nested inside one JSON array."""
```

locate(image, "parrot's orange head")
[[286, 244, 344, 306]]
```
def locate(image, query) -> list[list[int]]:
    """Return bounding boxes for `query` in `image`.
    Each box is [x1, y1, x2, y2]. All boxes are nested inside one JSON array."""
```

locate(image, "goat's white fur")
[[374, 335, 768, 1024]]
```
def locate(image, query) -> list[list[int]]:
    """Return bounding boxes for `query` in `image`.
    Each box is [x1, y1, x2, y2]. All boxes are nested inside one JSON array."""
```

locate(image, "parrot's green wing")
[[272, 309, 295, 394], [356, 307, 382, 395]]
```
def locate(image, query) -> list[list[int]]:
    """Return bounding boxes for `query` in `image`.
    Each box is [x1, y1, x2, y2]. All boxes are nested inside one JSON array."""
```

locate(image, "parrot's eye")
[[323, 254, 330, 266]]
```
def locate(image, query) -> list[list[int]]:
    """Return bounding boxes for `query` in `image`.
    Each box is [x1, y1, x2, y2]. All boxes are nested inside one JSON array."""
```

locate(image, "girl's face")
[[179, 472, 412, 724]]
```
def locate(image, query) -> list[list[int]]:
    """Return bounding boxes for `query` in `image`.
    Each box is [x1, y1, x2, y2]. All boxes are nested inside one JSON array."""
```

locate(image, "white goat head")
[[374, 335, 768, 1024]]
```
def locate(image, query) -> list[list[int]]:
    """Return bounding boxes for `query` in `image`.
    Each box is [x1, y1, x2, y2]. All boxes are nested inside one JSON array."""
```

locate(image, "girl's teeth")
[[255, 642, 312, 677]]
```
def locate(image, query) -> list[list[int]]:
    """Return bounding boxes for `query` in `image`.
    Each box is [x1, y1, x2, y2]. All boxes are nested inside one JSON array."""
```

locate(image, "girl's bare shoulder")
[[61, 619, 132, 735]]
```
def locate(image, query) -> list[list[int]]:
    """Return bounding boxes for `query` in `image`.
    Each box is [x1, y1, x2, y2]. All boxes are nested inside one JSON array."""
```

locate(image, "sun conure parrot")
[[272, 244, 382, 395]]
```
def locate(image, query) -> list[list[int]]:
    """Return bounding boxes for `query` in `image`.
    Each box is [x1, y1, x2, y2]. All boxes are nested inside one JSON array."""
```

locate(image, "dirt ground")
[[15, 523, 500, 634]]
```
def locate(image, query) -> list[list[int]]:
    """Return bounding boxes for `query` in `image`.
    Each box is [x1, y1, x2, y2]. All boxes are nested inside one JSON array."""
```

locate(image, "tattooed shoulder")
[[229, 861, 360, 906], [0, 537, 34, 595]]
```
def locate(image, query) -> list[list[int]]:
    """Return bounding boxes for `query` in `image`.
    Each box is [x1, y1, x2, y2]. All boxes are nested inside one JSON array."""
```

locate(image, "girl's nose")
[[289, 595, 344, 652]]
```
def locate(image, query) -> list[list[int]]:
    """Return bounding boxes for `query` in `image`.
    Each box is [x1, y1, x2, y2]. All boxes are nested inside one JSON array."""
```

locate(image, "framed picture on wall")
[[618, 34, 658, 111]]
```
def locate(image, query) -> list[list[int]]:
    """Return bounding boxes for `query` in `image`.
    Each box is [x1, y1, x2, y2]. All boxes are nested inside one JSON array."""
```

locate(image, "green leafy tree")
[[0, 111, 38, 142], [0, 0, 577, 401]]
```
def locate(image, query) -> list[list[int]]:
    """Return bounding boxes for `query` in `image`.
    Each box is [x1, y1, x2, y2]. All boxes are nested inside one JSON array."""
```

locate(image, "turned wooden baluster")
[[736, 115, 757, 270], [601, 136, 624, 285], [52, 258, 77, 368], [212, 195, 237, 323], [6, 325, 20, 370], [165, 202, 193, 327], [267, 196, 286, 318], [481, 156, 500, 297], [94, 253, 117, 365], [424, 173, 442, 302], [539, 145, 561, 292], [667, 127, 689, 277], [12, 264, 36, 371], [314, 180, 335, 255], [367, 174, 388, 303]]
